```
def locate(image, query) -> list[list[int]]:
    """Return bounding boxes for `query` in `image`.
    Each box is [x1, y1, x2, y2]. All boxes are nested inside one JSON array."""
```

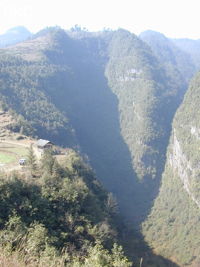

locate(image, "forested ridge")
[[142, 71, 200, 266], [1, 26, 200, 266]]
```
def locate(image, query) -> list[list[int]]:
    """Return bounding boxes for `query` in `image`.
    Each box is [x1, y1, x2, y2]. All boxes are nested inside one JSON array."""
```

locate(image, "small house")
[[36, 139, 53, 150]]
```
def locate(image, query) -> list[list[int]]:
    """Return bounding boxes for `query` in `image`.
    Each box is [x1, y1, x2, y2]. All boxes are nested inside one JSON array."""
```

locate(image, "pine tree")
[[27, 144, 37, 177], [40, 148, 55, 175], [52, 159, 63, 179]]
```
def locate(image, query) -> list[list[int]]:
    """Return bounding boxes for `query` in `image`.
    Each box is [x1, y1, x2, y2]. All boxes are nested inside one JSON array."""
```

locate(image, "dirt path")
[[0, 140, 32, 147]]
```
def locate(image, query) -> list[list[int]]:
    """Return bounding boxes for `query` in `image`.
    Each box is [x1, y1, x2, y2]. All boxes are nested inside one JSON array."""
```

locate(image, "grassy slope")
[[0, 143, 28, 164]]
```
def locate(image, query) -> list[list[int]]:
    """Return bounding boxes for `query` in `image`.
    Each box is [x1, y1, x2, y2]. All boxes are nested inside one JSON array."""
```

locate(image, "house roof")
[[36, 139, 52, 147]]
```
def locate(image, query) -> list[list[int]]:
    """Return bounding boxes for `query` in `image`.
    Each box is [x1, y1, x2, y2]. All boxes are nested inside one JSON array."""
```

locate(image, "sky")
[[0, 0, 200, 39]]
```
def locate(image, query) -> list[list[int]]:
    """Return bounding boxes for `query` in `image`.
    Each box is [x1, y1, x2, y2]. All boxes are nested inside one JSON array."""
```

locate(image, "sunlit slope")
[[106, 29, 185, 180], [142, 72, 200, 266], [0, 29, 77, 146]]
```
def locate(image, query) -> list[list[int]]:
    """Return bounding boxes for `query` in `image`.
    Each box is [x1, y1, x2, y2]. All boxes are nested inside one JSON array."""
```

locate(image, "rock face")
[[169, 72, 200, 208], [169, 131, 200, 208], [142, 72, 200, 266]]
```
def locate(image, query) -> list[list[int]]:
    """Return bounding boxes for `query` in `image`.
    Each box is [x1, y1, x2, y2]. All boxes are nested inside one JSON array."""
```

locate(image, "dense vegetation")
[[0, 51, 76, 146], [142, 71, 200, 266], [0, 149, 132, 266], [105, 29, 182, 180]]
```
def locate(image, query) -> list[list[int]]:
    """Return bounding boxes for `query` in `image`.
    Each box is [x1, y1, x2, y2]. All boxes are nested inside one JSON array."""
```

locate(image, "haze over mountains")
[[0, 26, 32, 48], [1, 26, 200, 266]]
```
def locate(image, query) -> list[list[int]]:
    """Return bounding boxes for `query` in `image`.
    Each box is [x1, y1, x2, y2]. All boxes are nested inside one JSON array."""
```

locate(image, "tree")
[[70, 24, 88, 32], [106, 193, 118, 215], [52, 159, 63, 179], [27, 144, 37, 177], [40, 148, 55, 175]]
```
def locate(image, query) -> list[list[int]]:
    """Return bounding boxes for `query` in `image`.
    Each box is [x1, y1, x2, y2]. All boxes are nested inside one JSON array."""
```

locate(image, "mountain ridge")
[[0, 26, 32, 48]]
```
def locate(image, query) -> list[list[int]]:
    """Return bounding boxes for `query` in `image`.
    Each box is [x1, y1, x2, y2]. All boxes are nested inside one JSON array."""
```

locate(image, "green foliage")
[[0, 152, 132, 266], [40, 148, 55, 175], [142, 166, 200, 266], [105, 29, 180, 179], [142, 71, 200, 266], [7, 113, 35, 136], [72, 243, 132, 267], [0, 213, 27, 252], [0, 52, 75, 146], [27, 144, 37, 177]]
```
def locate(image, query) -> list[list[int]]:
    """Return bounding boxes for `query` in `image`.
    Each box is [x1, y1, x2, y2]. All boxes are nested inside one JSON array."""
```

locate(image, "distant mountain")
[[172, 37, 200, 70], [140, 30, 196, 85], [0, 26, 32, 48]]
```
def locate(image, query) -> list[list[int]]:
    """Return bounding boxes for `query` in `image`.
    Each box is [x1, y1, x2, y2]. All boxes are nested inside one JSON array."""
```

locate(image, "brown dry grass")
[[0, 251, 25, 267], [0, 250, 67, 267]]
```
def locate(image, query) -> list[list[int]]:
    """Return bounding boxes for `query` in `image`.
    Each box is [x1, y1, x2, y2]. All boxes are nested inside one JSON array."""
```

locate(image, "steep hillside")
[[0, 29, 136, 218], [0, 31, 77, 146], [142, 72, 200, 266], [106, 29, 183, 180], [0, 27, 193, 222], [0, 150, 133, 266]]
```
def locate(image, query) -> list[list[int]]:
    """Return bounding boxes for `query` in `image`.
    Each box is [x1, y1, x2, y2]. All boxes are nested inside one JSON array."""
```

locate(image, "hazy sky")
[[0, 0, 200, 39]]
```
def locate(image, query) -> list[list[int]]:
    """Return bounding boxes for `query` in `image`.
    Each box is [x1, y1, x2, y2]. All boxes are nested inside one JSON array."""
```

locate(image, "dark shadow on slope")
[[41, 34, 140, 218], [40, 32, 183, 266], [132, 87, 188, 225], [41, 32, 186, 224], [119, 222, 180, 267]]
